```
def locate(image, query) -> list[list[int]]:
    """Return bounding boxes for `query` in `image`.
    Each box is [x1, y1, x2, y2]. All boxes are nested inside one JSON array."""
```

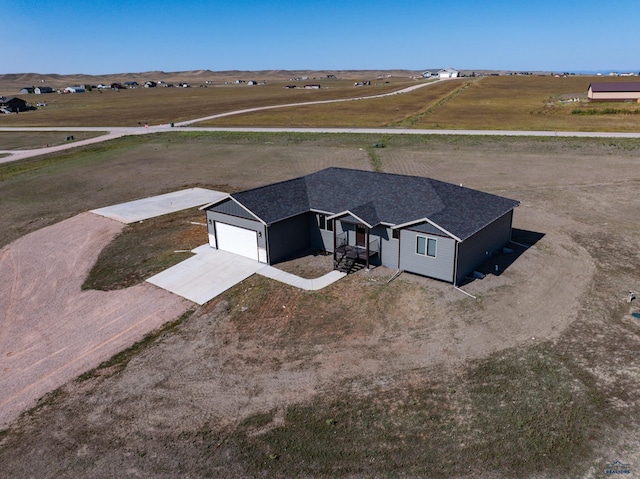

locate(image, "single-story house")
[[0, 96, 28, 112], [587, 82, 640, 101], [201, 168, 519, 285]]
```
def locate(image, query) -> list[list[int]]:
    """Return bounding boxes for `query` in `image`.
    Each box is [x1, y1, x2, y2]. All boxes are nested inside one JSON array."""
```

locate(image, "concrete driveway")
[[90, 188, 227, 224], [147, 246, 265, 304]]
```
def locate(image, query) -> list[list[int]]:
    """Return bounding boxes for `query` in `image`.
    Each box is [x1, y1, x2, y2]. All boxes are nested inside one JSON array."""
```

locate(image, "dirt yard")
[[0, 135, 639, 477], [0, 212, 191, 427]]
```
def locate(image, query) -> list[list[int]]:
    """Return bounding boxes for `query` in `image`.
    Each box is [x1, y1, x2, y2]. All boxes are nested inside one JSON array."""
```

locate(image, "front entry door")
[[356, 225, 366, 247]]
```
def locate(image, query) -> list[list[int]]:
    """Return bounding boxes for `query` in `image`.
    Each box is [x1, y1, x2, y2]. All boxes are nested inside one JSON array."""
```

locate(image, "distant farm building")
[[304, 84, 321, 89], [587, 82, 640, 101], [422, 68, 459, 79], [19, 87, 34, 94], [34, 86, 53, 94], [64, 86, 85, 93]]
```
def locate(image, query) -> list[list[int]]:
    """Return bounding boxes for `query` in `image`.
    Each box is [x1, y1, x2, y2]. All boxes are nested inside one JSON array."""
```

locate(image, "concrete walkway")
[[147, 245, 346, 305], [257, 265, 346, 291]]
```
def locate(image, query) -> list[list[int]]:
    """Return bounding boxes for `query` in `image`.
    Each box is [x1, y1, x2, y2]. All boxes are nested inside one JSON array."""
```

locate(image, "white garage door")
[[215, 222, 259, 261]]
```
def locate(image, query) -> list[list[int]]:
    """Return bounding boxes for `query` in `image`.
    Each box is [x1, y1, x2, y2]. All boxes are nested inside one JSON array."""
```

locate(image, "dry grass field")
[[0, 130, 107, 150], [0, 71, 418, 127], [1, 132, 639, 478], [3, 72, 640, 131]]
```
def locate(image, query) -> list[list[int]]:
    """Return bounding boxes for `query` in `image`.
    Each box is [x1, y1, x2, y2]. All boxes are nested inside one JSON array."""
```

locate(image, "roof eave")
[[391, 217, 461, 242], [201, 195, 267, 225]]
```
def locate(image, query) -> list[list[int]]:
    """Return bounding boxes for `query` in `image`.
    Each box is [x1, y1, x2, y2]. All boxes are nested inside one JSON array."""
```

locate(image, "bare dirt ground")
[[0, 212, 191, 427], [0, 136, 639, 477]]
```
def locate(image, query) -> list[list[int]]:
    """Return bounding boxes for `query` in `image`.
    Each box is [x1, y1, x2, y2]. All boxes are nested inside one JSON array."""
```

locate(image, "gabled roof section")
[[214, 168, 519, 241], [327, 201, 381, 228], [589, 81, 640, 92]]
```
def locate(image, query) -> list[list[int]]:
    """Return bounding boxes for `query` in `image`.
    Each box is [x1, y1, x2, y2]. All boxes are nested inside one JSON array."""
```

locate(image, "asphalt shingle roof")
[[230, 168, 519, 242], [589, 82, 640, 92]]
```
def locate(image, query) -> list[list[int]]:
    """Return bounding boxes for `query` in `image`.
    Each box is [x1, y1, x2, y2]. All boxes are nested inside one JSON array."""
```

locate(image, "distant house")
[[202, 168, 519, 285], [587, 82, 640, 101], [247, 80, 258, 86], [19, 87, 34, 94], [0, 96, 28, 112], [34, 86, 53, 94], [144, 81, 157, 88], [124, 81, 139, 88], [304, 84, 321, 89]]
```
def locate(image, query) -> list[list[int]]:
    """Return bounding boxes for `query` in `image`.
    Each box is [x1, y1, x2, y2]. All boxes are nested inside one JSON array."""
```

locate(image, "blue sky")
[[2, 0, 639, 74]]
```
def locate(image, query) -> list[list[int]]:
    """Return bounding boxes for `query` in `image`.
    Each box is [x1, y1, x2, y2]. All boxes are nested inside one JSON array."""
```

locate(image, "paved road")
[[2, 78, 640, 164]]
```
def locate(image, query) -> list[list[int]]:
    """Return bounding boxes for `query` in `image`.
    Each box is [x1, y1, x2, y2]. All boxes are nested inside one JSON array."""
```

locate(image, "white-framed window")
[[318, 214, 333, 231], [416, 236, 436, 257]]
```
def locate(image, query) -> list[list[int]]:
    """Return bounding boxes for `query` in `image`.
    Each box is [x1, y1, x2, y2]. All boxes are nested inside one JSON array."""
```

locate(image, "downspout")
[[396, 229, 402, 270], [366, 227, 370, 270], [453, 240, 459, 286], [332, 218, 337, 269], [264, 224, 270, 264]]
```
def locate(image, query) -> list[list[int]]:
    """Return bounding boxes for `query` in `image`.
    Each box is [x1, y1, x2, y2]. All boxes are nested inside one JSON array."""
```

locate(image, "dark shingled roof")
[[589, 82, 640, 93], [229, 168, 519, 242]]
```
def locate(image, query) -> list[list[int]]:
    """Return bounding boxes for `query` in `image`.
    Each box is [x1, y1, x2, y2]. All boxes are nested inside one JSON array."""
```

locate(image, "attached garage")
[[215, 222, 259, 261]]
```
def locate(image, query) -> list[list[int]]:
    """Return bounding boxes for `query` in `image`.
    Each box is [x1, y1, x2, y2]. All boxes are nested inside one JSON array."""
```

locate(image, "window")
[[392, 229, 400, 240], [416, 236, 436, 257], [318, 214, 333, 231]]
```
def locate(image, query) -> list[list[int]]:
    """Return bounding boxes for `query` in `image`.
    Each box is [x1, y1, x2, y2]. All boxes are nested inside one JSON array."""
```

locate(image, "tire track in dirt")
[[0, 213, 191, 427]]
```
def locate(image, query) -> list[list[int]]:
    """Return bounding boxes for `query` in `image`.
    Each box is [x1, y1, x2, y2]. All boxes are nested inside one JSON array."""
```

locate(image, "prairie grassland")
[[0, 130, 107, 150], [411, 75, 640, 131], [196, 79, 464, 127], [198, 75, 640, 132], [2, 75, 640, 131], [0, 79, 416, 127]]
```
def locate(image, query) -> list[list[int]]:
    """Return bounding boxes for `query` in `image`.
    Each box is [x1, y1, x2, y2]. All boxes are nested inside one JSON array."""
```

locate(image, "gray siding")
[[310, 214, 344, 252], [455, 211, 513, 284], [206, 210, 267, 253], [399, 229, 455, 282], [210, 198, 257, 221], [268, 213, 311, 264], [373, 226, 398, 268]]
